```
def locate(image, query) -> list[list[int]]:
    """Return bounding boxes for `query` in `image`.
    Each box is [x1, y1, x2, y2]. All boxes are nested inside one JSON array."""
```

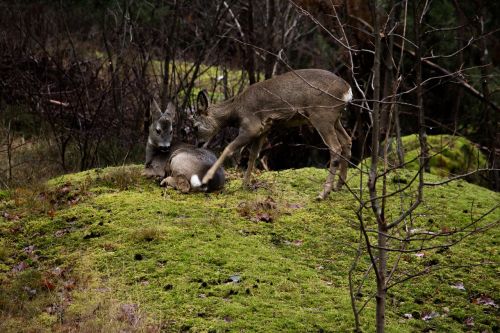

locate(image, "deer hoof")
[[316, 192, 328, 201], [160, 176, 175, 188], [175, 175, 191, 194], [333, 182, 345, 191]]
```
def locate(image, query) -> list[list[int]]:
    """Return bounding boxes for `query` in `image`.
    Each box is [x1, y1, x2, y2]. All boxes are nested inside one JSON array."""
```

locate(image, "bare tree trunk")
[[389, 0, 405, 165], [380, 0, 395, 138], [368, 1, 387, 331], [474, 2, 498, 190], [6, 121, 13, 183], [452, 0, 466, 131], [264, 0, 277, 79], [161, 0, 179, 110], [243, 0, 256, 84], [413, 0, 429, 173], [394, 107, 404, 164]]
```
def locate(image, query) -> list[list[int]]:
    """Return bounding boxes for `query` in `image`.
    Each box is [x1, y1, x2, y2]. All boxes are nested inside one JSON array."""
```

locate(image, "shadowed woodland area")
[[0, 0, 498, 189], [0, 1, 499, 333]]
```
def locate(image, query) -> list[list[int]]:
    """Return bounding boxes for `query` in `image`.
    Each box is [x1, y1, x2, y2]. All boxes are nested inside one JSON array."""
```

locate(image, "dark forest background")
[[0, 0, 498, 189]]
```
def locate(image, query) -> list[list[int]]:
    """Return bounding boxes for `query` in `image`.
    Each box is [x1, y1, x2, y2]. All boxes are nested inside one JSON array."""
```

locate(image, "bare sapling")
[[193, 68, 353, 199], [144, 101, 225, 193]]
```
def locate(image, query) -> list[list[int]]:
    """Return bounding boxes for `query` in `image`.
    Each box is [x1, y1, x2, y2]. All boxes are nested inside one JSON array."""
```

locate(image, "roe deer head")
[[144, 101, 225, 193]]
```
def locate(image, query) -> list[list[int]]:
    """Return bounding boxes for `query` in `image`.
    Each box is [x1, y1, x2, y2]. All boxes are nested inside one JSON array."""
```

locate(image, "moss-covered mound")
[[366, 135, 489, 187], [0, 166, 498, 332]]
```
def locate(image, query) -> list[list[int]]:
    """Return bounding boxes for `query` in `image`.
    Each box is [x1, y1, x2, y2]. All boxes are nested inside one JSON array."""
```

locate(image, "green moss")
[[0, 165, 498, 332], [363, 135, 489, 187]]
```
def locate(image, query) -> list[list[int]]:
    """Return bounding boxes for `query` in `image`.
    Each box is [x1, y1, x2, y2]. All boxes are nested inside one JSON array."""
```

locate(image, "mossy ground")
[[373, 134, 489, 188], [0, 166, 498, 332]]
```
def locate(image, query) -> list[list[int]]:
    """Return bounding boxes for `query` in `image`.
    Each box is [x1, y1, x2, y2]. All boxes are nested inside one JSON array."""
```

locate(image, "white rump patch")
[[190, 174, 202, 188], [342, 87, 353, 103]]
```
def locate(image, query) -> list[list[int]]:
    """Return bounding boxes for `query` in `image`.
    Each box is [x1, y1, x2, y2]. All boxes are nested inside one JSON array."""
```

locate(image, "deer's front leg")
[[202, 134, 253, 185], [243, 135, 266, 187]]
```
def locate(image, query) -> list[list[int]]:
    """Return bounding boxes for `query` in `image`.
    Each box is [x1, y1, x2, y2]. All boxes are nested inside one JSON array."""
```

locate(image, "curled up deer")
[[144, 101, 225, 193], [194, 69, 352, 200]]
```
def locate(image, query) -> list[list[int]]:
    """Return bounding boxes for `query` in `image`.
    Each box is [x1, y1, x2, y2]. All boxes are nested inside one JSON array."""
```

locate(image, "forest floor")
[[0, 165, 498, 332]]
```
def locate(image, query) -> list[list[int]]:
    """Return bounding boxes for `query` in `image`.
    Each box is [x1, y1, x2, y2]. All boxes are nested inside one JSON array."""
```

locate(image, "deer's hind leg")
[[334, 119, 352, 190], [309, 115, 343, 200], [160, 175, 191, 193]]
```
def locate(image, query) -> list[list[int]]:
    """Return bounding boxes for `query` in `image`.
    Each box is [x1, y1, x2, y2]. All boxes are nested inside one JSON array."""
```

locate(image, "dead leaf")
[[9, 224, 22, 234], [287, 203, 303, 209], [64, 279, 76, 290], [464, 317, 474, 327], [226, 275, 241, 283], [54, 229, 68, 237], [68, 197, 81, 205], [451, 282, 465, 291], [2, 211, 20, 221], [23, 286, 37, 297], [249, 180, 269, 190], [51, 267, 63, 277], [47, 209, 56, 218], [12, 261, 29, 273], [252, 212, 272, 222], [118, 303, 141, 326], [473, 295, 498, 307], [59, 184, 71, 195], [238, 196, 278, 223], [262, 196, 277, 209], [422, 311, 440, 321], [23, 245, 35, 254], [42, 278, 56, 291], [441, 226, 451, 233]]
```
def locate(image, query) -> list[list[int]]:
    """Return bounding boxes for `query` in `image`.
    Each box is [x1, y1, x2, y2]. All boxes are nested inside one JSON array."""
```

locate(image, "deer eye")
[[156, 128, 161, 135]]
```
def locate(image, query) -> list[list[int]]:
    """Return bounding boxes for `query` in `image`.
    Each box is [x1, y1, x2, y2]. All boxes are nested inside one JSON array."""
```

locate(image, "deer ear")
[[151, 99, 163, 120], [196, 89, 209, 115], [164, 102, 177, 123]]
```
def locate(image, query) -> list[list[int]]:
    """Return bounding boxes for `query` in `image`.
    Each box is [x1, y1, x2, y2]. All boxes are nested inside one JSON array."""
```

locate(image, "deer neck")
[[209, 97, 238, 128]]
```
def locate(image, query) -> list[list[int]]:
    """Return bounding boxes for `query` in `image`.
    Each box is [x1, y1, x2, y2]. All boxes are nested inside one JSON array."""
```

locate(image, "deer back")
[[168, 143, 225, 192], [194, 69, 352, 140]]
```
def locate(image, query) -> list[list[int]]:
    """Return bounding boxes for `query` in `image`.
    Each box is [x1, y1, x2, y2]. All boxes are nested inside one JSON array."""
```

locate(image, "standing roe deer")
[[194, 68, 352, 200], [144, 101, 225, 193]]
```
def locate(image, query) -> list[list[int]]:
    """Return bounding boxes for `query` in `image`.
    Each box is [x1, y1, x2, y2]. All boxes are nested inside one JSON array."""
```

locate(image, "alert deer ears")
[[151, 100, 177, 122], [196, 89, 209, 115], [164, 101, 177, 122], [151, 99, 163, 120]]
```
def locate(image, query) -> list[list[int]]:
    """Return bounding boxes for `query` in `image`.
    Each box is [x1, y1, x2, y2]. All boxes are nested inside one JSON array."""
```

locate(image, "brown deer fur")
[[194, 69, 352, 199]]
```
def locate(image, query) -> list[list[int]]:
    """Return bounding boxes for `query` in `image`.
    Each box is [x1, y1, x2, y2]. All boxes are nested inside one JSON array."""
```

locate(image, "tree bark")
[[243, 1, 256, 84], [413, 0, 429, 173], [368, 1, 387, 331], [264, 0, 277, 79]]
